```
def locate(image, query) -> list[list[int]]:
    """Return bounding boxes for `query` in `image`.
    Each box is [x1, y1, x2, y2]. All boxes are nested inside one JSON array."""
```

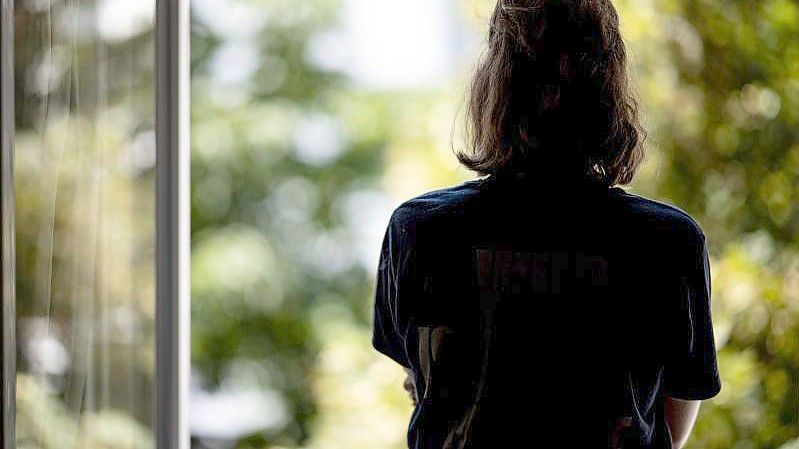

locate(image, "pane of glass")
[[13, 1, 156, 447]]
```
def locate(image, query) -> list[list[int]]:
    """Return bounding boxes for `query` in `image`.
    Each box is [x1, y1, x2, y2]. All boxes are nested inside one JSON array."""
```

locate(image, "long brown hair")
[[457, 0, 645, 186]]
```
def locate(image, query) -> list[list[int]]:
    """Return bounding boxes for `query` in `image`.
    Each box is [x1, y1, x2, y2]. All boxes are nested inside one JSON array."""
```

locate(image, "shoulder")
[[388, 179, 485, 230], [609, 187, 707, 246]]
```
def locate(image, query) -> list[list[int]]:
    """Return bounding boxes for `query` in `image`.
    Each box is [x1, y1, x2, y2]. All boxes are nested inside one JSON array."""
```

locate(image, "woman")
[[372, 1, 721, 448]]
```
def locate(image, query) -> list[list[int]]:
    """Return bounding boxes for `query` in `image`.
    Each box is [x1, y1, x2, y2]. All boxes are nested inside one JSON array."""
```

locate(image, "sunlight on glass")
[[97, 0, 154, 43]]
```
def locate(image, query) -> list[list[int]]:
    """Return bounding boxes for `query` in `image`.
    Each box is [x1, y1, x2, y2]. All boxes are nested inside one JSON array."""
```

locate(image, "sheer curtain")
[[13, 1, 157, 447]]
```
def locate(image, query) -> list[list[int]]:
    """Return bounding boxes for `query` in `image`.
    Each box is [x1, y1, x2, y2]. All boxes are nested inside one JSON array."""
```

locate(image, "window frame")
[[0, 0, 15, 447], [155, 0, 191, 448], [0, 0, 191, 447]]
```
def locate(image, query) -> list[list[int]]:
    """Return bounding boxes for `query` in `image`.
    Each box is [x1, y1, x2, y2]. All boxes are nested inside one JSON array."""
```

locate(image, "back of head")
[[458, 0, 645, 186]]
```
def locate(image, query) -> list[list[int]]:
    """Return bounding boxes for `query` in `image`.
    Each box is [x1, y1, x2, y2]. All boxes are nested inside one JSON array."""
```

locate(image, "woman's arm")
[[665, 397, 701, 449]]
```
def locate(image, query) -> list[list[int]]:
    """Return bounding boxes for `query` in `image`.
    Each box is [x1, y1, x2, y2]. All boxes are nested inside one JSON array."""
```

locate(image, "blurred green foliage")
[[617, 1, 799, 447], [10, 0, 798, 448], [191, 1, 798, 448]]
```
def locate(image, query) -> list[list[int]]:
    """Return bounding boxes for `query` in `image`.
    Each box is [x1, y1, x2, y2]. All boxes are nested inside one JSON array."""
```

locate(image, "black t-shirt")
[[372, 171, 721, 449]]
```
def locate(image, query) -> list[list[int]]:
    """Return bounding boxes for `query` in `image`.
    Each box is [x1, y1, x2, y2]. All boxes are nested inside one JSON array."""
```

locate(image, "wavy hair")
[[457, 0, 645, 185]]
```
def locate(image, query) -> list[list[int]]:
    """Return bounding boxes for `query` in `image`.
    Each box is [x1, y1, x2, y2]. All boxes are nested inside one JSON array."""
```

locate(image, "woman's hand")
[[403, 367, 418, 406]]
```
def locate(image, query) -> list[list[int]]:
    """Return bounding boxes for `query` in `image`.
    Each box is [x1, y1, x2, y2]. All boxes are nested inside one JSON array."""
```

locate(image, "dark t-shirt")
[[372, 171, 721, 449]]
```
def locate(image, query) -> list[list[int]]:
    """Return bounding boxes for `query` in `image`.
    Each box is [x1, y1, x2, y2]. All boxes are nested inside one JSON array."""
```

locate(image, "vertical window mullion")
[[0, 0, 15, 447], [155, 0, 190, 448]]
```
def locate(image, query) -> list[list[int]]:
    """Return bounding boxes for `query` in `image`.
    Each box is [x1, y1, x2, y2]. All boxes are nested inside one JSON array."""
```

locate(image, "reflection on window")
[[14, 0, 156, 447]]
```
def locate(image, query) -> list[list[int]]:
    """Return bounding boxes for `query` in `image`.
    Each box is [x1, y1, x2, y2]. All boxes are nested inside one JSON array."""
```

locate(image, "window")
[[1, 0, 188, 447]]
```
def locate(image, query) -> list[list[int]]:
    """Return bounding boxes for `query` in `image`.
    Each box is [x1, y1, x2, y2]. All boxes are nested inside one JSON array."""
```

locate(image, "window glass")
[[14, 0, 156, 447]]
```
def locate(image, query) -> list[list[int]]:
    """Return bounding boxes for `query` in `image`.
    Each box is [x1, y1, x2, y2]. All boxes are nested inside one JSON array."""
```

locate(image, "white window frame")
[[0, 0, 191, 447], [155, 0, 191, 448]]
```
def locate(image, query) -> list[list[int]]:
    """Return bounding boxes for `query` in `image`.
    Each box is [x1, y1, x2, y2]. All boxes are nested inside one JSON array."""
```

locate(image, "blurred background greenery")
[[12, 0, 799, 448], [189, 1, 799, 448]]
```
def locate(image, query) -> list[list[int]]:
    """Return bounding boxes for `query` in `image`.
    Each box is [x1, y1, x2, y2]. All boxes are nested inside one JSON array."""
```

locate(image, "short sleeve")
[[372, 217, 412, 368], [663, 232, 722, 400]]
